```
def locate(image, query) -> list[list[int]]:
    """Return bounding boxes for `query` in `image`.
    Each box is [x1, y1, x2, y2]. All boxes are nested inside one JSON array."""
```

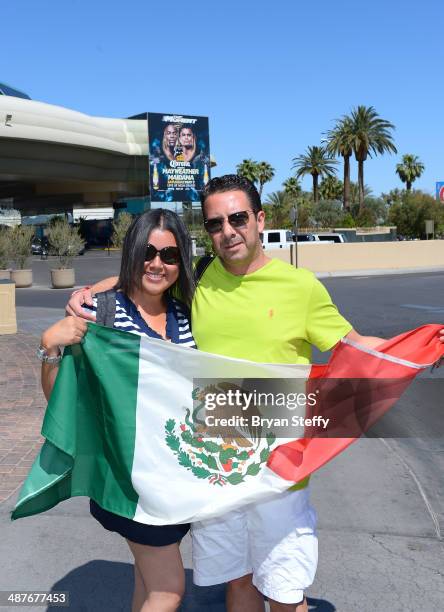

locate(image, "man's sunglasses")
[[204, 210, 255, 234], [145, 244, 180, 265]]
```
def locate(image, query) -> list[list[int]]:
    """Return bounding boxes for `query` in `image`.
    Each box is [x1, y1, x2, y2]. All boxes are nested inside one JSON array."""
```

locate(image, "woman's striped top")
[[86, 292, 196, 348]]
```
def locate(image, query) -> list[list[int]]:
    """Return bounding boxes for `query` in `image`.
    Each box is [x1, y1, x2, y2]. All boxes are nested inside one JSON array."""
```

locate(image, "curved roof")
[[0, 82, 31, 99], [0, 96, 147, 155]]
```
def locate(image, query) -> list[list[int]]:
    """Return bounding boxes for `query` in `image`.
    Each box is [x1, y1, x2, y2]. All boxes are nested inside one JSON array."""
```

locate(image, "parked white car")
[[296, 233, 346, 244]]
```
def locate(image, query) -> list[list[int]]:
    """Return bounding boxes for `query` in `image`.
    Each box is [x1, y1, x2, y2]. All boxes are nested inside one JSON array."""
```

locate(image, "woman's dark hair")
[[115, 209, 194, 306]]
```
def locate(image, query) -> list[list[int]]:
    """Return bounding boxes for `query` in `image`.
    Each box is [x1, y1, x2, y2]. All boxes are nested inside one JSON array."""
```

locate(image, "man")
[[162, 123, 179, 161], [177, 126, 197, 162], [67, 175, 443, 611]]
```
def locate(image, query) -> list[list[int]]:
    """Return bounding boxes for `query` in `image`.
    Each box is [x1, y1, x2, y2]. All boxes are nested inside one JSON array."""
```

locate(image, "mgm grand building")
[[0, 83, 212, 245]]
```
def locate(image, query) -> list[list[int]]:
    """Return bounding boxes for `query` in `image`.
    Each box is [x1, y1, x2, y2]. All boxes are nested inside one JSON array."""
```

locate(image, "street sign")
[[425, 219, 434, 238], [436, 182, 444, 202]]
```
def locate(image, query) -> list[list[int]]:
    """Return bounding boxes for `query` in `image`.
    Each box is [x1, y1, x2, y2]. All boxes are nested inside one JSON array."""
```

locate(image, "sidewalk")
[[1, 311, 443, 611], [0, 332, 46, 504]]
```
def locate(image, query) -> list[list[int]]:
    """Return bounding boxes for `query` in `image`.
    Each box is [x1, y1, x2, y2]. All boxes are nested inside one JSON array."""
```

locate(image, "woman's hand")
[[41, 317, 88, 353]]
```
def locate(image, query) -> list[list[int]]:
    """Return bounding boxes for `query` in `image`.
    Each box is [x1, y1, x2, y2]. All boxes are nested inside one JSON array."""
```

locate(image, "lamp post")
[[289, 205, 298, 268]]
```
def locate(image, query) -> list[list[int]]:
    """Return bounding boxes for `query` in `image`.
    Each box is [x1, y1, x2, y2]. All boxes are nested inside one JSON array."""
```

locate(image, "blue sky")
[[3, 0, 444, 199]]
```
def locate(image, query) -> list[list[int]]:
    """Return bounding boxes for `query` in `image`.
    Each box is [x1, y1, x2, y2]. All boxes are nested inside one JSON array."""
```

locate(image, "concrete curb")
[[14, 266, 444, 290], [315, 266, 444, 279]]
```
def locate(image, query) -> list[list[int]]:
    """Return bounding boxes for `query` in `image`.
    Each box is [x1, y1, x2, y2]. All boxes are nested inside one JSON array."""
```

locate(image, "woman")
[[39, 209, 195, 612]]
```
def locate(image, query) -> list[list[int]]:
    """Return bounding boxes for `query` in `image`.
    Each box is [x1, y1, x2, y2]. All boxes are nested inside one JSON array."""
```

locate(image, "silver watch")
[[36, 345, 62, 364]]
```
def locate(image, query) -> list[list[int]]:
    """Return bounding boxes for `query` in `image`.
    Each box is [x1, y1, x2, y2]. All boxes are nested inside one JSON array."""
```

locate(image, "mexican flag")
[[12, 323, 444, 524]]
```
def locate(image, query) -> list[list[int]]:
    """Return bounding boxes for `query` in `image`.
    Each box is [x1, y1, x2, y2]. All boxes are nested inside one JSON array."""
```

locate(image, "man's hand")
[[65, 276, 118, 320], [66, 287, 96, 321], [439, 328, 444, 343], [344, 329, 385, 350]]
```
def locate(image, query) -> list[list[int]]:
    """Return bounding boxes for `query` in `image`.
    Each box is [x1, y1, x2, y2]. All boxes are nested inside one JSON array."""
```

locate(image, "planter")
[[51, 268, 75, 289], [0, 269, 11, 281], [11, 269, 32, 288]]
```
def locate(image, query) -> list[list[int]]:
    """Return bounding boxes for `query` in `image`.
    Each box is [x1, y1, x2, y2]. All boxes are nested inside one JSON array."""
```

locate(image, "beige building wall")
[[266, 241, 444, 272]]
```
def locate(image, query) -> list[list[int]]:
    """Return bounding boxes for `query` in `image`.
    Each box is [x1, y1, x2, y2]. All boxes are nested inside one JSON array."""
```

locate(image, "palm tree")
[[263, 191, 289, 228], [348, 106, 397, 213], [326, 117, 354, 210], [396, 154, 425, 191], [292, 146, 338, 204], [236, 159, 258, 184], [283, 177, 302, 199], [256, 162, 275, 197], [349, 181, 373, 204], [319, 176, 343, 201]]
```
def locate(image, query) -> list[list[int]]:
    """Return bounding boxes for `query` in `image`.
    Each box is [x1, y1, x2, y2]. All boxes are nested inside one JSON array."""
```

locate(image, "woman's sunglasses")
[[145, 244, 180, 265], [204, 210, 255, 235]]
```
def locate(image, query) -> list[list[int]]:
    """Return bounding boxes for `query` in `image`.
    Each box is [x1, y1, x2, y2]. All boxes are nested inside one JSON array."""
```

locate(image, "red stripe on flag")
[[267, 324, 444, 483]]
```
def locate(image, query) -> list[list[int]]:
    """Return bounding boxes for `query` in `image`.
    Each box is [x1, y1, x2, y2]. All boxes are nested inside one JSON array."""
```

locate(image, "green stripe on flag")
[[12, 323, 141, 520]]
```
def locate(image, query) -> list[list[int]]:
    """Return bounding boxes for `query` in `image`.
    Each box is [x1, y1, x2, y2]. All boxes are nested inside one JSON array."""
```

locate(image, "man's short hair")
[[200, 174, 262, 215]]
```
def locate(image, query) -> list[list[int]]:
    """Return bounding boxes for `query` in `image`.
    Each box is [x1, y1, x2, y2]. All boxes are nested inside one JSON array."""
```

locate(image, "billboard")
[[436, 182, 444, 202], [148, 113, 210, 203]]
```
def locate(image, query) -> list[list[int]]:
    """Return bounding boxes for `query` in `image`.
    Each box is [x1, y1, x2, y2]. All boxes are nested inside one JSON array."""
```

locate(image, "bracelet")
[[36, 345, 62, 364]]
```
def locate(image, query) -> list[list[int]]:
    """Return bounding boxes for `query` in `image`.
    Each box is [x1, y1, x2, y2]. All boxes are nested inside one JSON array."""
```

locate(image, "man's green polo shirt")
[[191, 257, 352, 491], [192, 257, 352, 364]]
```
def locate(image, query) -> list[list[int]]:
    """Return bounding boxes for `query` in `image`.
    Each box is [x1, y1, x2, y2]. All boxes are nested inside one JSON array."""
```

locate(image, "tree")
[[282, 177, 302, 199], [256, 161, 275, 197], [112, 212, 133, 249], [388, 191, 444, 238], [9, 226, 34, 270], [396, 154, 425, 191], [312, 200, 343, 228], [236, 159, 275, 196], [0, 226, 12, 269], [319, 176, 343, 201], [325, 117, 354, 210], [381, 188, 403, 207], [47, 219, 85, 269], [349, 181, 373, 205], [236, 159, 259, 184], [263, 191, 290, 228], [348, 106, 397, 213], [292, 146, 338, 204]]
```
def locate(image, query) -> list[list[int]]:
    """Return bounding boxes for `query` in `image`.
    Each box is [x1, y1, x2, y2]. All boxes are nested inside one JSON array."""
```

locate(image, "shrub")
[[9, 226, 34, 269], [388, 190, 444, 238], [313, 200, 343, 228], [47, 219, 85, 269], [339, 213, 356, 228], [194, 230, 214, 255], [0, 227, 12, 269], [112, 213, 133, 249]]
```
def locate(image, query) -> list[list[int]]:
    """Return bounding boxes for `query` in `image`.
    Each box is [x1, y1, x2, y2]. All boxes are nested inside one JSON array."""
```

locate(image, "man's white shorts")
[[191, 487, 318, 604]]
